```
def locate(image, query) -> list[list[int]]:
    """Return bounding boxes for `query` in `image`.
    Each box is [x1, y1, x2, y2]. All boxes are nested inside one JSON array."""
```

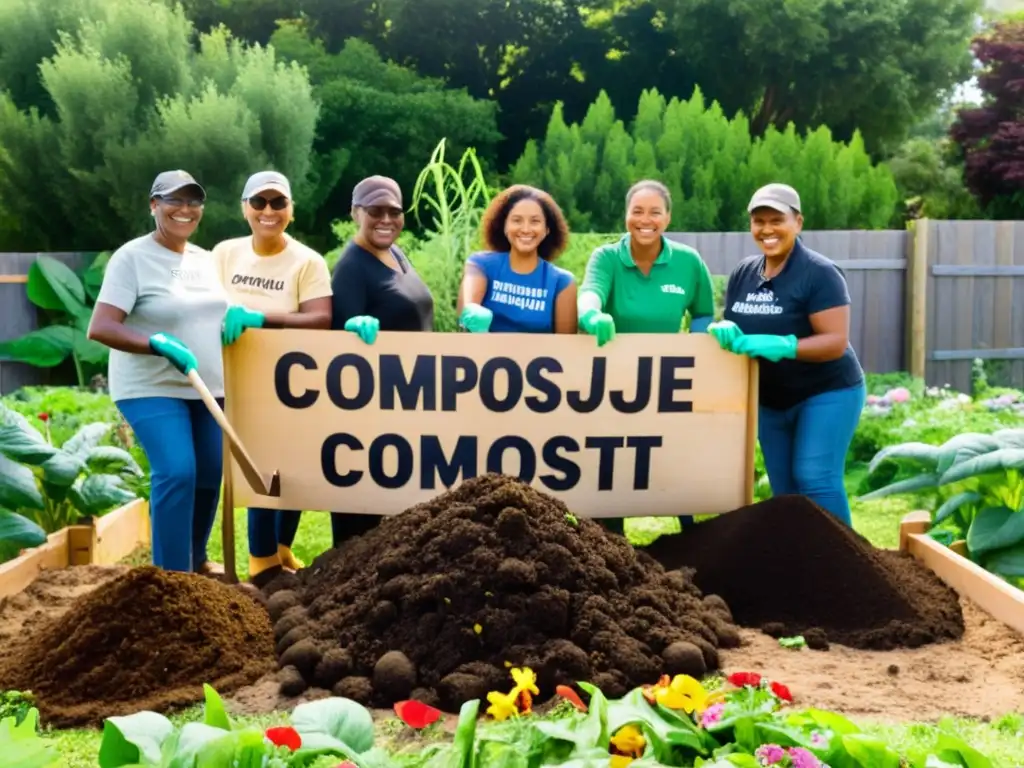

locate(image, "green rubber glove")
[[222, 305, 265, 345], [707, 320, 744, 350], [730, 334, 798, 362], [344, 315, 380, 345], [579, 308, 616, 347], [149, 332, 198, 375], [459, 303, 493, 333]]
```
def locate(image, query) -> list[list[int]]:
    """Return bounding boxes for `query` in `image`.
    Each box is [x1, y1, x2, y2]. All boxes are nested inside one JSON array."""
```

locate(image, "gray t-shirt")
[[96, 234, 229, 402]]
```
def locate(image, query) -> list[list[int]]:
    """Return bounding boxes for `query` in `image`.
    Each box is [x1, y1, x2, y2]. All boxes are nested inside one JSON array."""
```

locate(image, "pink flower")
[[755, 744, 786, 765], [888, 387, 910, 403], [788, 746, 823, 768], [699, 702, 724, 728], [810, 731, 829, 748]]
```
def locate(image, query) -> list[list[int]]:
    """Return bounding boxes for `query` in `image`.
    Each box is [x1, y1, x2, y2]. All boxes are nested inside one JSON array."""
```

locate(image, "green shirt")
[[580, 235, 715, 332]]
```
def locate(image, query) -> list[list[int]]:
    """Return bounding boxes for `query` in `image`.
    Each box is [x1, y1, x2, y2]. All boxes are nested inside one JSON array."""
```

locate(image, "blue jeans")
[[757, 382, 866, 526], [248, 508, 302, 558], [116, 396, 223, 572]]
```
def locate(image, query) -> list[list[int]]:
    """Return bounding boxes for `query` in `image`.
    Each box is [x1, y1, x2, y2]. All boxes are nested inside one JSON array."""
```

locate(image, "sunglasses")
[[361, 205, 404, 219], [155, 195, 204, 208], [247, 195, 290, 211]]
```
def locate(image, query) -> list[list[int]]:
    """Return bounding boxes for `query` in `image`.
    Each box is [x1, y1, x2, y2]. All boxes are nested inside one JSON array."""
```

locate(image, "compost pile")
[[263, 474, 738, 710], [643, 494, 965, 650], [0, 566, 276, 727]]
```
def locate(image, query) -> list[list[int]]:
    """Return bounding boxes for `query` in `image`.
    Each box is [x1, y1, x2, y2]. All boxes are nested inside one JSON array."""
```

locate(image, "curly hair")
[[480, 184, 570, 261]]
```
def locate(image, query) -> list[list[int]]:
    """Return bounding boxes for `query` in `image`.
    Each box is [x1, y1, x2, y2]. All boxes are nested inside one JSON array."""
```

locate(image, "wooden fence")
[[1, 219, 1022, 395]]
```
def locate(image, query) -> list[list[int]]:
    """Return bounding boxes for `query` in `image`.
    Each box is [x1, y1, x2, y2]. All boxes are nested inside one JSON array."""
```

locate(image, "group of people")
[[87, 168, 866, 587]]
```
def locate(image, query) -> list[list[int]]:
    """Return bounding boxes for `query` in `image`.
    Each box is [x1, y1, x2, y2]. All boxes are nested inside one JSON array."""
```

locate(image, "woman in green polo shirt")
[[577, 179, 716, 535]]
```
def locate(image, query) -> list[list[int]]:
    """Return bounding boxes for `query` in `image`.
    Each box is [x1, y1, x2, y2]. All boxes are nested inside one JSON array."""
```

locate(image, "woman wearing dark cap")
[[457, 184, 577, 334], [328, 175, 435, 546], [87, 170, 228, 576]]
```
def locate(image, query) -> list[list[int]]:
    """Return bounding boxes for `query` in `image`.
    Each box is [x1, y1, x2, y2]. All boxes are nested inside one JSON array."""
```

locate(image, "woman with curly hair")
[[457, 184, 577, 334]]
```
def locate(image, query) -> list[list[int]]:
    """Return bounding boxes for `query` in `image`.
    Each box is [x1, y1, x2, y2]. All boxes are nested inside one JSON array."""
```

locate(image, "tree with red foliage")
[[950, 19, 1024, 217]]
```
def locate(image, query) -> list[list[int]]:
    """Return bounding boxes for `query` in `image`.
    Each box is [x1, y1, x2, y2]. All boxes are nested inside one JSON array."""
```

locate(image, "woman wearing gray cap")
[[212, 170, 334, 585], [87, 169, 229, 575], [707, 183, 865, 526], [328, 175, 434, 546]]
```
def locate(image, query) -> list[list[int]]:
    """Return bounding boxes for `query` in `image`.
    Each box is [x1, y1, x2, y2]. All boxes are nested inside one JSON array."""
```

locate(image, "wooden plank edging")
[[899, 511, 1024, 635], [0, 529, 71, 600]]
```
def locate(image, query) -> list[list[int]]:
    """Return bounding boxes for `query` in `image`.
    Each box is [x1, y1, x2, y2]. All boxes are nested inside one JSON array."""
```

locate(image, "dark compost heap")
[[0, 566, 276, 727], [262, 474, 739, 711], [642, 494, 965, 650]]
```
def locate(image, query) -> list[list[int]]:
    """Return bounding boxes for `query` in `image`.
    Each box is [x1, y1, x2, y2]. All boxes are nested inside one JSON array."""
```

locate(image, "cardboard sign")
[[222, 330, 758, 518]]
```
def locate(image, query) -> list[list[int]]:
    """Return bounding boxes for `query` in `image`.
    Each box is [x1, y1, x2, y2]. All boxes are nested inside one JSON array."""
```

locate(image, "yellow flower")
[[609, 757, 635, 767], [474, 623, 482, 634], [486, 690, 519, 721], [510, 667, 539, 696], [655, 675, 709, 714], [610, 725, 645, 757]]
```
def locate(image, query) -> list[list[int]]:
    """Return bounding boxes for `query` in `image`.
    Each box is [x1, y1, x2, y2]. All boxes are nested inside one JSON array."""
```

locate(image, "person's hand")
[[579, 308, 616, 347], [730, 334, 798, 363], [459, 303, 493, 333], [222, 305, 265, 345], [149, 332, 198, 375], [344, 315, 380, 345], [707, 320, 743, 351]]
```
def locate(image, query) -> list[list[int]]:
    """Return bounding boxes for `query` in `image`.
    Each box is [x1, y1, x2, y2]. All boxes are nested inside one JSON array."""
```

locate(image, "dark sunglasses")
[[247, 195, 290, 211], [155, 194, 204, 208], [361, 205, 404, 219]]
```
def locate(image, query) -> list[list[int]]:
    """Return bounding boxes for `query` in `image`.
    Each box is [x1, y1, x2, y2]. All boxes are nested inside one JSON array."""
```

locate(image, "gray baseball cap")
[[352, 175, 403, 208], [150, 170, 205, 199], [242, 170, 292, 200], [748, 183, 801, 214]]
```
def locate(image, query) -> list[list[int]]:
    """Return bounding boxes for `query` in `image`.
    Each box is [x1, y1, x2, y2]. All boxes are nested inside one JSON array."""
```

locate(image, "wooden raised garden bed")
[[0, 498, 150, 600], [899, 510, 1024, 635]]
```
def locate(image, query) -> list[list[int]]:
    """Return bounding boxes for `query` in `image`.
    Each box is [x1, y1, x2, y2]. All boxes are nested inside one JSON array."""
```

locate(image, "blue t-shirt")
[[723, 239, 864, 410], [466, 251, 575, 333]]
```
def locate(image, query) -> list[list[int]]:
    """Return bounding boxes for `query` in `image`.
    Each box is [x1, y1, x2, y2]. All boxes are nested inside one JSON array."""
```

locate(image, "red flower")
[[770, 681, 793, 702], [394, 699, 442, 729], [265, 726, 301, 751], [333, 763, 357, 768], [38, 413, 49, 422], [555, 684, 588, 712], [727, 672, 762, 688]]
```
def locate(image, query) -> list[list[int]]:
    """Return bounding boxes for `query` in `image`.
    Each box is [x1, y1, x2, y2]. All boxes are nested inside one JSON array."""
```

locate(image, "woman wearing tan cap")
[[328, 175, 435, 546]]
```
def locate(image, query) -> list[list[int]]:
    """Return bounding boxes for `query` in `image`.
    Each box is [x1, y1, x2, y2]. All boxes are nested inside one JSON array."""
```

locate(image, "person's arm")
[[263, 257, 332, 330], [457, 254, 493, 332], [688, 254, 716, 333], [577, 247, 616, 345], [553, 278, 578, 334], [86, 250, 152, 354], [795, 305, 850, 361], [330, 254, 368, 329]]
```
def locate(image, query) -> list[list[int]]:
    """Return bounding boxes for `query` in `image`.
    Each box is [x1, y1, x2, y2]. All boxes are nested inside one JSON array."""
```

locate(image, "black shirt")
[[723, 239, 864, 410], [330, 241, 434, 332]]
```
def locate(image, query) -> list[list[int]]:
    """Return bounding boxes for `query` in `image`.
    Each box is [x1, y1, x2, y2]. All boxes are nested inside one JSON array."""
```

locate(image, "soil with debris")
[[260, 473, 739, 711], [0, 566, 276, 727], [642, 494, 965, 650]]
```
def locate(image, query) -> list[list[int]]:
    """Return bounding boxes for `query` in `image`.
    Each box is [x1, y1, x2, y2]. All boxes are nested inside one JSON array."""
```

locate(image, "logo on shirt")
[[731, 289, 783, 315], [231, 274, 285, 291], [171, 268, 205, 283], [661, 284, 686, 295], [491, 280, 549, 312]]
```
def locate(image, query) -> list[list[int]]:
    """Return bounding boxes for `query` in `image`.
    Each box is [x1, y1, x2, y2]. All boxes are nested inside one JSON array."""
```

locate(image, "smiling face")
[[504, 198, 549, 256], [355, 199, 404, 250], [625, 189, 670, 248], [244, 191, 292, 238], [750, 206, 803, 259], [150, 185, 204, 241]]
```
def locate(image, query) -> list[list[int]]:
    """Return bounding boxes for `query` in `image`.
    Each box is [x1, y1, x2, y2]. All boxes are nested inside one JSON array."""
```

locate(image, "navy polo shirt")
[[723, 239, 864, 410]]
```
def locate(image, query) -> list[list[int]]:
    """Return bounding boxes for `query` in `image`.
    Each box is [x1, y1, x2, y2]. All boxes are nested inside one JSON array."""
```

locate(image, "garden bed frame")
[[899, 510, 1024, 635], [0, 498, 150, 599]]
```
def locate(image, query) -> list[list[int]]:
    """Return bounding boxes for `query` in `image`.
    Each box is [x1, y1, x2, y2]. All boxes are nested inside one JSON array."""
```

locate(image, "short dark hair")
[[625, 180, 672, 211], [480, 185, 570, 261]]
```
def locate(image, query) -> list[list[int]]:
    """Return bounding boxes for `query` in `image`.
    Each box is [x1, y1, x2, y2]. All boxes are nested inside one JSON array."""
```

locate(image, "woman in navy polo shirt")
[[708, 183, 866, 526], [457, 184, 577, 334]]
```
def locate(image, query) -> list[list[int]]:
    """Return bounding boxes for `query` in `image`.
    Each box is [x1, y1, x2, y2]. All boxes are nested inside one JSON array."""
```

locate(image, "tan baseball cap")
[[748, 183, 801, 214]]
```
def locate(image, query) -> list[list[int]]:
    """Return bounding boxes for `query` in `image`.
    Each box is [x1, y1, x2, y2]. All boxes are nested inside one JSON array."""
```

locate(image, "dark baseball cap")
[[150, 170, 205, 199], [352, 175, 403, 208]]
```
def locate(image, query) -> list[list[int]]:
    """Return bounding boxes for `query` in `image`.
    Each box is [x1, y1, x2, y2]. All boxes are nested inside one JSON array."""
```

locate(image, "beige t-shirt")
[[212, 234, 332, 313], [96, 234, 228, 402]]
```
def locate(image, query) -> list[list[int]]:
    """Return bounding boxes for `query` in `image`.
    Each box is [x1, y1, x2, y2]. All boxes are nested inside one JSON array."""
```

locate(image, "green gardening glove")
[[459, 303, 493, 333], [707, 320, 744, 351], [730, 334, 798, 363], [222, 305, 265, 345], [579, 308, 616, 347], [344, 315, 380, 345], [149, 332, 198, 375]]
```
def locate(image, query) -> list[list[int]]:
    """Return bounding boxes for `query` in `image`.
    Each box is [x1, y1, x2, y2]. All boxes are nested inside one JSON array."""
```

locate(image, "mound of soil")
[[262, 474, 739, 711], [0, 566, 276, 728], [642, 494, 965, 650]]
